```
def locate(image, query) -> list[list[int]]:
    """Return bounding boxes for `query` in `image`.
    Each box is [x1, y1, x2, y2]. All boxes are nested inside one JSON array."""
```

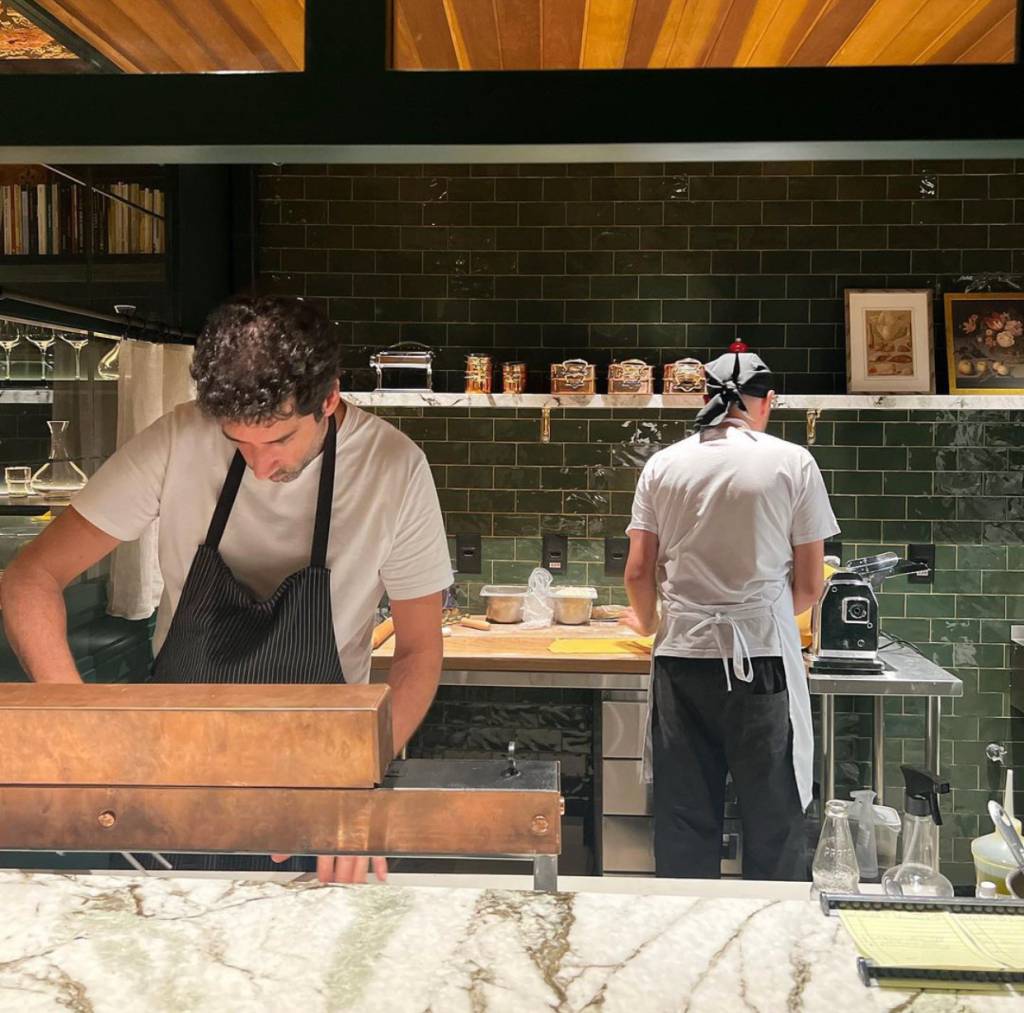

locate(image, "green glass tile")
[[956, 595, 1006, 619], [447, 418, 494, 441], [858, 446, 908, 470], [936, 545, 957, 568], [438, 489, 468, 512], [978, 668, 1012, 694], [515, 537, 542, 561], [565, 491, 612, 515], [977, 717, 1014, 743], [517, 443, 565, 466], [516, 491, 563, 513], [1006, 598, 1024, 618], [881, 618, 931, 642], [957, 447, 1008, 473], [905, 593, 956, 618], [877, 593, 906, 618], [838, 520, 882, 541], [588, 515, 630, 538], [884, 714, 926, 738], [884, 422, 934, 446], [980, 619, 1012, 644], [1008, 546, 1024, 570], [981, 571, 1022, 594], [468, 489, 516, 513], [494, 419, 539, 442], [907, 447, 941, 471], [591, 467, 642, 492], [572, 538, 605, 562], [834, 471, 882, 494], [483, 537, 517, 560], [931, 618, 980, 643], [541, 514, 588, 537], [400, 417, 448, 441], [942, 716, 980, 742], [502, 467, 541, 490], [492, 560, 539, 584], [883, 472, 934, 495], [934, 422, 985, 447], [835, 422, 884, 445], [882, 521, 934, 543], [541, 466, 590, 490], [857, 496, 907, 520], [960, 545, 1008, 570], [829, 495, 857, 519], [423, 441, 470, 464], [493, 514, 540, 536], [933, 569, 983, 594], [444, 512, 493, 535], [908, 496, 955, 520], [470, 442, 516, 466], [550, 420, 589, 443], [810, 446, 859, 469], [948, 764, 980, 790], [984, 423, 1024, 447], [448, 466, 494, 489], [568, 443, 612, 466], [958, 497, 1007, 522]]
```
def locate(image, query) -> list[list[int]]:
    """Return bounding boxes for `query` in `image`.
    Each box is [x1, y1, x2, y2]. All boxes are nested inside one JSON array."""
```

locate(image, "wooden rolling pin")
[[458, 617, 491, 631], [371, 618, 395, 648]]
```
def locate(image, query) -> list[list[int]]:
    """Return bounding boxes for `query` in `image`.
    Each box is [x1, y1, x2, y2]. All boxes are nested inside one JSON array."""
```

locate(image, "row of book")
[[0, 181, 165, 256]]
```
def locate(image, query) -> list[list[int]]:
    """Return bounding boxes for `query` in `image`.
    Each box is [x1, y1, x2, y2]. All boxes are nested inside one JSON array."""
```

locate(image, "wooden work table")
[[371, 620, 651, 677]]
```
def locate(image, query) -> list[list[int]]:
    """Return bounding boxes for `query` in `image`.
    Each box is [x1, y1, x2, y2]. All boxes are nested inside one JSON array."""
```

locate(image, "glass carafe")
[[811, 800, 861, 899], [30, 421, 88, 501]]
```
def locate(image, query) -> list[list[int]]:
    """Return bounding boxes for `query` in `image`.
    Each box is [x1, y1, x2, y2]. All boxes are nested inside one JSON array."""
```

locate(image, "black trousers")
[[652, 655, 807, 881]]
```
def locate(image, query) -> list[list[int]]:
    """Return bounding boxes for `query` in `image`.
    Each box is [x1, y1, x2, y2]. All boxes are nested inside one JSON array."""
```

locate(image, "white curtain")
[[106, 339, 194, 619]]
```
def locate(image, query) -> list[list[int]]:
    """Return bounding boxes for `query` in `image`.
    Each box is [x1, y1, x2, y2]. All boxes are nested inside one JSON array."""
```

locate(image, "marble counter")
[[1, 871, 1020, 1012]]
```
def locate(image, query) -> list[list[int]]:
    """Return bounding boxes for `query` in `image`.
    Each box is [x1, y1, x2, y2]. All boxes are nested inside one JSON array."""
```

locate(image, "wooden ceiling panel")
[[394, 0, 1017, 68], [541, 0, 585, 69], [27, 0, 303, 73]]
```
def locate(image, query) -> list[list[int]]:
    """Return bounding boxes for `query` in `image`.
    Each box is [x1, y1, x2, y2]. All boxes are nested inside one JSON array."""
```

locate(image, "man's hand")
[[622, 606, 659, 637], [270, 854, 389, 883]]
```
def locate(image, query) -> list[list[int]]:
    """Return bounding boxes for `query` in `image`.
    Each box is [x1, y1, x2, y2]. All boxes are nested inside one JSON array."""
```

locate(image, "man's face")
[[221, 395, 337, 483]]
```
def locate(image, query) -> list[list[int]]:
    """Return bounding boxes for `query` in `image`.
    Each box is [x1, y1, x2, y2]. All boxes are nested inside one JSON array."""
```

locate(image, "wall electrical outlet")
[[455, 533, 482, 574], [907, 543, 935, 585], [604, 537, 629, 576], [542, 533, 569, 574]]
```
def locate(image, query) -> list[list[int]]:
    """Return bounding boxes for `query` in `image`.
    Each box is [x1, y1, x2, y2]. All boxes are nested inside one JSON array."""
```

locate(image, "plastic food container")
[[550, 586, 599, 625], [480, 585, 528, 623]]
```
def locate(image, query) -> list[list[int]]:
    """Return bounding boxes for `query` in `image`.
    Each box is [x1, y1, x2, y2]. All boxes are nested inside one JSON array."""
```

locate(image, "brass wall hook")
[[540, 405, 551, 444], [806, 409, 822, 446]]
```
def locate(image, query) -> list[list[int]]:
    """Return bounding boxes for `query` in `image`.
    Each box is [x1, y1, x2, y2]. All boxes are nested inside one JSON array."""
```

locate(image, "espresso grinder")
[[809, 551, 929, 676]]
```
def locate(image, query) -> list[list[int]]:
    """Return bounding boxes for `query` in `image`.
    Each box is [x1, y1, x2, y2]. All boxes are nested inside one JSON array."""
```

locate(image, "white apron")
[[641, 583, 814, 812]]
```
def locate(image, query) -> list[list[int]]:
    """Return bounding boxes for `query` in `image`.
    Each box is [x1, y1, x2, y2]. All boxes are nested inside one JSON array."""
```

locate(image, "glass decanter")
[[811, 799, 861, 899], [31, 420, 88, 501]]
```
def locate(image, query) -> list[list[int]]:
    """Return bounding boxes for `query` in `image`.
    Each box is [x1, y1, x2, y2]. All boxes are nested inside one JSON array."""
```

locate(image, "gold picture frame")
[[945, 291, 1024, 395]]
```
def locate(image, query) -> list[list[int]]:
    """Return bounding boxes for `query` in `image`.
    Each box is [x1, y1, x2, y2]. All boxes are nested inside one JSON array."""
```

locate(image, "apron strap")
[[310, 414, 337, 569], [204, 451, 246, 550]]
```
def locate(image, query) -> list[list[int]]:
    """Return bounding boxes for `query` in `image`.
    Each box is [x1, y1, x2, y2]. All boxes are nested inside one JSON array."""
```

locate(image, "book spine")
[[37, 183, 46, 255]]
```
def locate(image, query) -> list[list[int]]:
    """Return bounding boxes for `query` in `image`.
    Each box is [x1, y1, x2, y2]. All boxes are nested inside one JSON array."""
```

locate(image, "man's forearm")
[[0, 563, 81, 682], [625, 576, 659, 634], [385, 645, 442, 753]]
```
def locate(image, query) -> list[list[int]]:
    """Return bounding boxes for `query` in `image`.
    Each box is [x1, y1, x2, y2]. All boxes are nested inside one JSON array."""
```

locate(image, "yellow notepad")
[[840, 910, 1024, 989]]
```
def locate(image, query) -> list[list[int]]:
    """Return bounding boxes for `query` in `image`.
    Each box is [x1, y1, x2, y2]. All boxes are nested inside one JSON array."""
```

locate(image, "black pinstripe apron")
[[144, 414, 343, 873]]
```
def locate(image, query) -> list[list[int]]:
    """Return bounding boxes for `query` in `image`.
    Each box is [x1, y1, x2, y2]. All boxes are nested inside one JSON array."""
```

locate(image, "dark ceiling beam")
[[0, 0, 1022, 162]]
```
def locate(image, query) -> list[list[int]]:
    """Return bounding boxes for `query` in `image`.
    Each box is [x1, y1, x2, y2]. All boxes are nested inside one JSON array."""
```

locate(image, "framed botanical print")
[[945, 291, 1024, 395], [845, 289, 935, 394]]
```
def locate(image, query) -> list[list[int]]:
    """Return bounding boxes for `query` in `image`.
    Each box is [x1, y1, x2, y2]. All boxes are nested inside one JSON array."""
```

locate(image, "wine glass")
[[25, 326, 56, 380], [59, 329, 90, 381], [0, 321, 21, 380]]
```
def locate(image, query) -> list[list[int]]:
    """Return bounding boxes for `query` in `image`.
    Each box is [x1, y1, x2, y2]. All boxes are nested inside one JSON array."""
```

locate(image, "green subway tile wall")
[[263, 159, 1020, 883]]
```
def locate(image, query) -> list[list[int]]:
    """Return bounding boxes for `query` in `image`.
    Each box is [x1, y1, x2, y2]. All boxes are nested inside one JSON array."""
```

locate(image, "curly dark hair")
[[191, 296, 342, 423]]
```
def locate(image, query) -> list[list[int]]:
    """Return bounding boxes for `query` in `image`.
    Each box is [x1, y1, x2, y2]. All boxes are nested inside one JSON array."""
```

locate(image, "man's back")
[[628, 421, 834, 657]]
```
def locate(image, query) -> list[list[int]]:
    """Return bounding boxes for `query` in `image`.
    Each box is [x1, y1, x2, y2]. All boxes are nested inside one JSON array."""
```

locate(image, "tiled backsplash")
[[258, 158, 1024, 396]]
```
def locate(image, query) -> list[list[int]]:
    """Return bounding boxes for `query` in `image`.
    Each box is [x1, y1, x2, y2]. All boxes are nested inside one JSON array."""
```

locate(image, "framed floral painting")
[[845, 289, 934, 394], [945, 292, 1024, 394]]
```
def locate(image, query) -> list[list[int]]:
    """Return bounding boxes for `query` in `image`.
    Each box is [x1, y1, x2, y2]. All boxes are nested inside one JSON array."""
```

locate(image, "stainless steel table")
[[423, 641, 963, 809]]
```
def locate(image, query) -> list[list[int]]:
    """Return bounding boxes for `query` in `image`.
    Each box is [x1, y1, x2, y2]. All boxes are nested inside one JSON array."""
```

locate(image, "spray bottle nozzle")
[[900, 765, 950, 826]]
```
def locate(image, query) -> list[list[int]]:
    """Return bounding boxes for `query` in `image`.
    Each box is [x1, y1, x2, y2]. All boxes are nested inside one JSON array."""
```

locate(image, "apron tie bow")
[[688, 611, 755, 692]]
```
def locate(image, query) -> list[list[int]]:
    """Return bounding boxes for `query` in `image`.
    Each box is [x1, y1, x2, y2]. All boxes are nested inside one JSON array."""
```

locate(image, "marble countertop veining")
[[0, 871, 1021, 1012]]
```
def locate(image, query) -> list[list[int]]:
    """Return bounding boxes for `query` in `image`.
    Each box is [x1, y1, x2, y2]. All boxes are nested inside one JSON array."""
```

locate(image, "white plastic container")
[[479, 585, 528, 623], [550, 586, 599, 625]]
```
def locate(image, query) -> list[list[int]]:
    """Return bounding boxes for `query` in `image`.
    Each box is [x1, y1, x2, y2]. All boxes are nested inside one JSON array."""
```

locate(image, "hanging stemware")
[[0, 321, 21, 381], [25, 326, 56, 381], [59, 329, 90, 382]]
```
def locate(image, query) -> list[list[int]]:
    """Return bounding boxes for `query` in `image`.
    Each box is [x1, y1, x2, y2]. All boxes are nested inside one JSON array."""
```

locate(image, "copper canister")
[[663, 358, 706, 394], [502, 361, 527, 394], [465, 354, 493, 394], [550, 358, 596, 395], [608, 358, 654, 395]]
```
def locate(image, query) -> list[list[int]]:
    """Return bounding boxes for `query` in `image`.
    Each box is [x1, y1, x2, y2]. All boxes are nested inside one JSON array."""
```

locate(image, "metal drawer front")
[[601, 700, 646, 758], [602, 759, 652, 815], [601, 816, 654, 873]]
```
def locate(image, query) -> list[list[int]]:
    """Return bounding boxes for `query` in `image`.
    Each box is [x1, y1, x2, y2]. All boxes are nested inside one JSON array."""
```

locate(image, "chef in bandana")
[[623, 345, 839, 880]]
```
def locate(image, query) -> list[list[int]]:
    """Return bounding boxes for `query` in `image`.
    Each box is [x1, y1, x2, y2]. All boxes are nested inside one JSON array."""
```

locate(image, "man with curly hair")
[[1, 296, 453, 884]]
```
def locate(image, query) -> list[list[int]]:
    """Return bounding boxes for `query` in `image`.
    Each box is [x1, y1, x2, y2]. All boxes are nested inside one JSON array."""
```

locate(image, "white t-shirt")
[[73, 401, 453, 683], [628, 422, 839, 658]]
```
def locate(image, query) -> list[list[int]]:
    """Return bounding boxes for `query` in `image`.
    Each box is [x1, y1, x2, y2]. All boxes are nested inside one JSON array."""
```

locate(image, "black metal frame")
[[0, 0, 1023, 161]]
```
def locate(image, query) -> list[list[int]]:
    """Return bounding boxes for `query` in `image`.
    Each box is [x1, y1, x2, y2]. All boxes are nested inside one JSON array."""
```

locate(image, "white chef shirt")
[[628, 422, 839, 658], [72, 400, 453, 683]]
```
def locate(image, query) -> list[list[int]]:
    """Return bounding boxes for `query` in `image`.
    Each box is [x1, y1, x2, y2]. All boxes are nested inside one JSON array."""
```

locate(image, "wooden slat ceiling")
[[22, 0, 305, 72], [393, 0, 1018, 69], [0, 6, 77, 59]]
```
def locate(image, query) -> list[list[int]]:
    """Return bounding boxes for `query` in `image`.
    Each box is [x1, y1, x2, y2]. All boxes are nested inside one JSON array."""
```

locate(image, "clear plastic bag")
[[520, 567, 554, 629]]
